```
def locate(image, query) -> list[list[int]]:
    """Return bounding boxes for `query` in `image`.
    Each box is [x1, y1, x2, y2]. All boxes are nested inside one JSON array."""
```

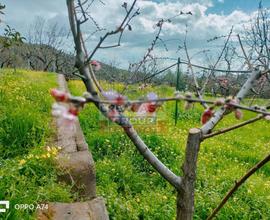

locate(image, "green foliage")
[[0, 69, 75, 219], [1, 25, 25, 48]]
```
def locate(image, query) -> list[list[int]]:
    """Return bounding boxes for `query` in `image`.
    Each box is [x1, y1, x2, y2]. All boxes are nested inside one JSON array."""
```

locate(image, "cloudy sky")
[[1, 0, 270, 69]]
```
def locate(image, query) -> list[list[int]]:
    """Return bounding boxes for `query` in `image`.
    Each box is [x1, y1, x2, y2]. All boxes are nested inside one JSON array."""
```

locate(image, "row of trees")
[[0, 16, 75, 74], [1, 1, 270, 104]]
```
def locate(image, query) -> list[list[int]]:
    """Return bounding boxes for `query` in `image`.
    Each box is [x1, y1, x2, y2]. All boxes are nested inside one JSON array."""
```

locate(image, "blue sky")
[[151, 0, 270, 14], [208, 0, 270, 14], [1, 0, 268, 69]]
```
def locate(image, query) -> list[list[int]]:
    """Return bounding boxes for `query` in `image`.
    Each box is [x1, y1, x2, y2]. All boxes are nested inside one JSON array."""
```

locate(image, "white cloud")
[[1, 0, 256, 69], [81, 0, 254, 68]]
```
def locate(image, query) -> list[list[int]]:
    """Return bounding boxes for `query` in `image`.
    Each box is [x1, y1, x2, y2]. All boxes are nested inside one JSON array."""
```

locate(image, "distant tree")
[[25, 17, 69, 72], [244, 1, 270, 69], [0, 4, 25, 69]]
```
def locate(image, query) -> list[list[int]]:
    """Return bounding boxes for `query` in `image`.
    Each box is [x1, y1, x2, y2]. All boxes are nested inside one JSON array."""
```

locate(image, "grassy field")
[[69, 80, 270, 220], [1, 69, 270, 219], [0, 69, 76, 220]]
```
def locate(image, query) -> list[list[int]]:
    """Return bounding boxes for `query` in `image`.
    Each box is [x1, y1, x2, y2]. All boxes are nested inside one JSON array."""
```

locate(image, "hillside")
[[0, 39, 133, 82]]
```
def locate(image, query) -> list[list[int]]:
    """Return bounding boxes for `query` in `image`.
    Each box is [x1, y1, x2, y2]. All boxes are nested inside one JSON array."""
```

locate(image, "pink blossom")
[[265, 115, 270, 120], [50, 88, 69, 102], [102, 90, 119, 100], [62, 112, 77, 122], [52, 103, 67, 117], [60, 112, 77, 130], [137, 92, 159, 116], [214, 98, 225, 106], [102, 90, 126, 106], [51, 103, 77, 130], [234, 109, 243, 120], [201, 108, 214, 125], [147, 92, 158, 101], [225, 98, 239, 110], [90, 60, 101, 71], [68, 106, 80, 116]]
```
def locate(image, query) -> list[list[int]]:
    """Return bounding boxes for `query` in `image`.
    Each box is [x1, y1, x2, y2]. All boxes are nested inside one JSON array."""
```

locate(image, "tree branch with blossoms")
[[66, 0, 183, 190], [61, 1, 270, 219]]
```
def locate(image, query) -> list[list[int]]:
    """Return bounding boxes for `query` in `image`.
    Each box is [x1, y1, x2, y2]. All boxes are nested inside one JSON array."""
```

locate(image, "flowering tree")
[[49, 0, 270, 219]]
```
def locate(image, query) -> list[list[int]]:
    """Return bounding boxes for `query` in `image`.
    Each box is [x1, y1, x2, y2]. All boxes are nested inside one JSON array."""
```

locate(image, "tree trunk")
[[177, 128, 202, 220]]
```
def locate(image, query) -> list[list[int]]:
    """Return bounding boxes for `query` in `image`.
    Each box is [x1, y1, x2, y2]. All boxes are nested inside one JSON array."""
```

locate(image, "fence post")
[[177, 128, 202, 220], [174, 57, 181, 125]]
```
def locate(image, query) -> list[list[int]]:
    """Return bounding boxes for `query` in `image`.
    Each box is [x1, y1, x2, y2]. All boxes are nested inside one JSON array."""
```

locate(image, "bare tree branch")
[[207, 151, 270, 220], [203, 115, 264, 139], [85, 0, 139, 62], [201, 69, 263, 134], [66, 0, 182, 190], [201, 27, 234, 94], [184, 34, 208, 108]]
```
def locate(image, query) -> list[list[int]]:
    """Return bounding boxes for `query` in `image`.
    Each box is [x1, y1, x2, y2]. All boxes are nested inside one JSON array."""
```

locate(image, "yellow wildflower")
[[19, 159, 26, 166], [27, 154, 33, 159]]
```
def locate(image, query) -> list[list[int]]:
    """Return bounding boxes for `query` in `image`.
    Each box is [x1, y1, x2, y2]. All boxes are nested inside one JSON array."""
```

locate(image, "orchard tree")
[[48, 1, 270, 219]]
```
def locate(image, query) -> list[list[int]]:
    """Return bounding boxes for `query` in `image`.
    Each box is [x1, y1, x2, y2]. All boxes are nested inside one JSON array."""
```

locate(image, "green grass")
[[69, 79, 270, 220], [0, 69, 76, 220]]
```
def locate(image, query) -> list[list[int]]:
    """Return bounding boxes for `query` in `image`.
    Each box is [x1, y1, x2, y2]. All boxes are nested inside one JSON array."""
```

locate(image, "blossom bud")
[[90, 60, 101, 71], [68, 106, 79, 116], [214, 98, 225, 106], [265, 115, 270, 121], [50, 89, 69, 102], [201, 107, 214, 124], [234, 109, 243, 120]]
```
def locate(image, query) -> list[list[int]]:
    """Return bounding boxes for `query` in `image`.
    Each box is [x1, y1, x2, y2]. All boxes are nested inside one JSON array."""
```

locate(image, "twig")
[[203, 115, 264, 139], [136, 62, 178, 83], [80, 30, 103, 92], [201, 69, 262, 134], [179, 60, 251, 73], [237, 34, 253, 70], [184, 29, 208, 109], [72, 72, 87, 79], [207, 152, 270, 220], [201, 27, 233, 94], [133, 58, 251, 84], [123, 19, 164, 91], [69, 93, 270, 117], [86, 0, 138, 62]]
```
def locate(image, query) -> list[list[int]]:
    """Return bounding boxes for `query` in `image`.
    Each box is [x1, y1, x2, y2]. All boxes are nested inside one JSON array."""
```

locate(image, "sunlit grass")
[[0, 69, 76, 220]]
